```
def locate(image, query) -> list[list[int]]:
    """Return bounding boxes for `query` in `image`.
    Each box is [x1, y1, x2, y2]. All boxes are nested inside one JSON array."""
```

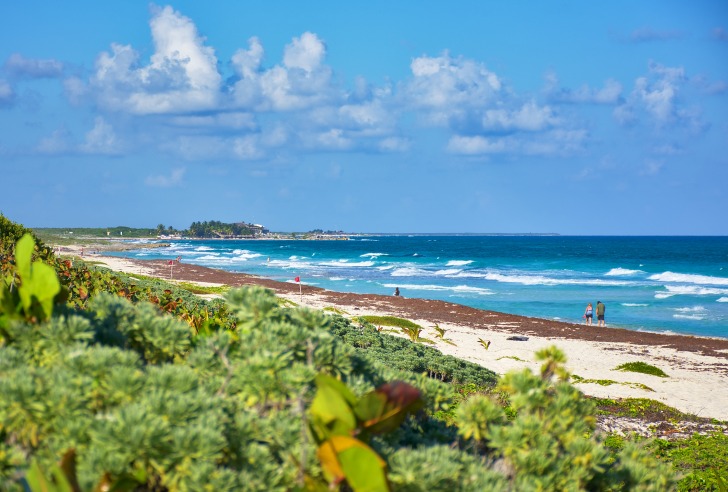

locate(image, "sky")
[[1, 1, 727, 235]]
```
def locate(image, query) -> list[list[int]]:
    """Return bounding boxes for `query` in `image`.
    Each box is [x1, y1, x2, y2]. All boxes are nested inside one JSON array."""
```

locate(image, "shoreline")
[[74, 249, 728, 422]]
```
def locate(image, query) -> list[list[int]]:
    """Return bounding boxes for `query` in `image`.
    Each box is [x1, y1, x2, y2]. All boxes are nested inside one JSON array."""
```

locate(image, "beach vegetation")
[[277, 297, 299, 308], [497, 355, 526, 362], [175, 281, 229, 295], [358, 315, 421, 330], [323, 306, 348, 315], [432, 323, 457, 346], [648, 433, 728, 492], [0, 218, 694, 490], [615, 361, 669, 377], [477, 338, 491, 350], [571, 375, 655, 392]]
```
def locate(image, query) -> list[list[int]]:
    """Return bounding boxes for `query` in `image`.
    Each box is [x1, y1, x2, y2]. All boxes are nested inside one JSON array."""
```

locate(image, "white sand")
[[83, 253, 728, 421]]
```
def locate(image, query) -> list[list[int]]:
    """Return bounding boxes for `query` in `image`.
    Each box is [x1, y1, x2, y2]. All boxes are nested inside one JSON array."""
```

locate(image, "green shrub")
[[615, 361, 669, 378]]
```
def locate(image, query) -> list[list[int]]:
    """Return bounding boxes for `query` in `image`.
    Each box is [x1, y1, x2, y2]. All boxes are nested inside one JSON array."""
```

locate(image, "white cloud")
[[615, 61, 694, 128], [3, 53, 63, 78], [80, 117, 122, 154], [482, 100, 559, 132], [168, 112, 257, 130], [90, 6, 220, 114], [283, 32, 326, 71], [232, 32, 339, 111], [37, 129, 72, 154], [640, 160, 664, 176], [233, 135, 264, 160], [544, 72, 622, 104], [0, 79, 15, 106], [447, 129, 587, 156], [447, 135, 507, 154], [145, 167, 186, 187], [378, 137, 410, 152], [403, 51, 502, 113]]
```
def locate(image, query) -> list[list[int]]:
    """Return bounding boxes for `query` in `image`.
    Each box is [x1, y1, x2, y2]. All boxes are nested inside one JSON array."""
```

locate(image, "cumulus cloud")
[[482, 101, 560, 132], [615, 61, 704, 130], [544, 71, 622, 104], [401, 51, 502, 126], [80, 117, 122, 154], [3, 53, 63, 79], [90, 5, 221, 114], [232, 32, 339, 111], [145, 167, 186, 187]]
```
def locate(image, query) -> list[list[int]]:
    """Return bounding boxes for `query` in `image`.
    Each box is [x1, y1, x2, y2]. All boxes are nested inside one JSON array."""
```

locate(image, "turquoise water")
[[109, 236, 728, 339]]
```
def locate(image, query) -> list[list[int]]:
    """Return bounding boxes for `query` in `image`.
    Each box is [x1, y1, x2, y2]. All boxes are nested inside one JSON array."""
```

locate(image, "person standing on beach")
[[584, 303, 593, 325], [596, 301, 606, 327], [394, 287, 400, 296]]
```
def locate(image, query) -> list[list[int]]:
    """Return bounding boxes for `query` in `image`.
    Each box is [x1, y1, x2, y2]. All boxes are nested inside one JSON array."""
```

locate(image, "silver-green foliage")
[[455, 347, 675, 491], [0, 271, 676, 490]]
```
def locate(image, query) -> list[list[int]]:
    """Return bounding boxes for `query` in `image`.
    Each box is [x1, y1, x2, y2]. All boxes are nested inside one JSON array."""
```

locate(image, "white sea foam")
[[319, 260, 375, 268], [673, 314, 707, 321], [622, 303, 648, 307], [377, 265, 395, 271], [195, 246, 214, 251], [361, 252, 387, 258], [433, 269, 463, 276], [717, 297, 728, 303], [196, 254, 222, 260], [605, 268, 644, 276], [329, 277, 345, 281], [649, 271, 728, 286], [382, 283, 493, 295], [477, 272, 631, 287], [672, 306, 706, 314], [655, 285, 728, 298], [390, 267, 429, 277], [446, 260, 474, 267]]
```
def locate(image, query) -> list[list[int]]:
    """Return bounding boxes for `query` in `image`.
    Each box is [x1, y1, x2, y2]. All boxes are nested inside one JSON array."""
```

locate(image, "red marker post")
[[295, 276, 301, 302]]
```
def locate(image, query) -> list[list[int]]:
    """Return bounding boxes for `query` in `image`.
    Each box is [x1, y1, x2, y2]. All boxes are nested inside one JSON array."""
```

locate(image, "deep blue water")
[[109, 236, 728, 339]]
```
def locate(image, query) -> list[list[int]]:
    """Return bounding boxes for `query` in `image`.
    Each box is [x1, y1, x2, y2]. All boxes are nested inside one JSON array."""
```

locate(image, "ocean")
[[108, 236, 728, 339]]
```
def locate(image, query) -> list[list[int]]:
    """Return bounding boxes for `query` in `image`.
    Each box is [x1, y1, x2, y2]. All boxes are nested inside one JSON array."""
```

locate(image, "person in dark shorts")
[[596, 301, 606, 327], [584, 303, 593, 325]]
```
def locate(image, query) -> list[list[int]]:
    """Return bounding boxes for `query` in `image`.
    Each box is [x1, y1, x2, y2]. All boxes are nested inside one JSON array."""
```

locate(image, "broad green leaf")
[[15, 234, 33, 282], [358, 381, 423, 435], [311, 375, 357, 437], [30, 262, 61, 319], [315, 373, 357, 405], [317, 436, 388, 492]]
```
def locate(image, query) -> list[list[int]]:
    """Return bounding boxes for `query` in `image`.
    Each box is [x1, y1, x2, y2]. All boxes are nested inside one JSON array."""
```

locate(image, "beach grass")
[[615, 361, 669, 378], [175, 281, 229, 295], [572, 375, 654, 392], [323, 306, 349, 315], [357, 315, 421, 330]]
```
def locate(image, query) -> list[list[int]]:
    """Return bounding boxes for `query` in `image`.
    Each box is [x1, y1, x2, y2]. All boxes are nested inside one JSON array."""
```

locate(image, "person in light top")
[[584, 303, 593, 325]]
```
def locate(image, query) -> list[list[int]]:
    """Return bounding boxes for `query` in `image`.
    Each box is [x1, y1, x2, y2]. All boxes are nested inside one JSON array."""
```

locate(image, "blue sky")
[[1, 1, 726, 234]]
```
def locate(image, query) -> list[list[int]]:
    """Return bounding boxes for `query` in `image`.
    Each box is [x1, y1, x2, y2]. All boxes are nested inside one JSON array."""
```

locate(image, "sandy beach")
[[71, 248, 728, 424]]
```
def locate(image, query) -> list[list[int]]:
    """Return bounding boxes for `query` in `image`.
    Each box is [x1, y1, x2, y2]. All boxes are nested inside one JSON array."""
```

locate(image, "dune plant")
[[478, 338, 491, 350], [615, 361, 669, 378]]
